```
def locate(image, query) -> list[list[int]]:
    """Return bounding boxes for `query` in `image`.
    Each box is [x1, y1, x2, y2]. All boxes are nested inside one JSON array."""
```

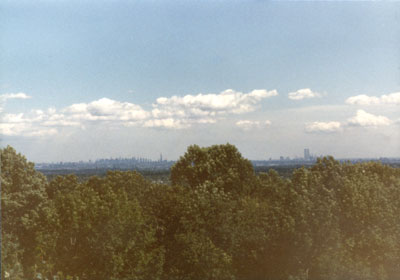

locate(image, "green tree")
[[43, 172, 164, 279], [171, 144, 256, 194], [3, 145, 400, 280], [1, 146, 48, 279], [147, 184, 235, 280]]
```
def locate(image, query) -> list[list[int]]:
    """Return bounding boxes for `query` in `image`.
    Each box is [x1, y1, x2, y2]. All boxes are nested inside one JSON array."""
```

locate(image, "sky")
[[1, 1, 400, 162]]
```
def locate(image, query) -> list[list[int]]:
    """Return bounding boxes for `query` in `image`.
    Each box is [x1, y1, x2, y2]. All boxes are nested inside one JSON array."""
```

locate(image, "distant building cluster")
[[304, 148, 310, 160], [255, 148, 400, 167], [36, 154, 174, 171], [35, 148, 400, 172], [272, 148, 317, 165]]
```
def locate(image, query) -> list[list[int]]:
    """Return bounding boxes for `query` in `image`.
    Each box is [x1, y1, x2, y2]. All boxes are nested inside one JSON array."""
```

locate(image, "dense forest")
[[2, 144, 400, 280]]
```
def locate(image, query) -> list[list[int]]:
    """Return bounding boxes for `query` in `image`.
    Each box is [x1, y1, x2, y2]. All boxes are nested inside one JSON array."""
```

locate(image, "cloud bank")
[[0, 89, 278, 136], [3, 89, 397, 139], [345, 92, 400, 106], [305, 110, 393, 133]]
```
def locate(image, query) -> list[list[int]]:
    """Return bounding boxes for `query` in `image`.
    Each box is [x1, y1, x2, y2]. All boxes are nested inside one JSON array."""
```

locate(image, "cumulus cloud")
[[304, 109, 394, 134], [153, 89, 277, 115], [345, 92, 400, 106], [2, 113, 26, 123], [288, 88, 320, 100], [1, 88, 277, 136], [0, 92, 31, 101], [150, 89, 277, 129], [236, 120, 271, 131], [0, 92, 32, 112], [60, 89, 277, 130], [0, 109, 80, 138], [305, 121, 342, 133], [1, 97, 150, 137], [63, 98, 150, 121], [347, 110, 392, 127], [0, 122, 58, 137], [61, 89, 277, 130]]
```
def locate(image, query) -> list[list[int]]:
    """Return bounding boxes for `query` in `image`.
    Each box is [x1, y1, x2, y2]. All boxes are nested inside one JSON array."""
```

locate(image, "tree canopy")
[[171, 143, 256, 194], [2, 144, 400, 280]]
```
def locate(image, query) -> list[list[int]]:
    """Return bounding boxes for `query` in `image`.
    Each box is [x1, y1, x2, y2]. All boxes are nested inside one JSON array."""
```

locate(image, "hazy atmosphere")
[[1, 1, 400, 162]]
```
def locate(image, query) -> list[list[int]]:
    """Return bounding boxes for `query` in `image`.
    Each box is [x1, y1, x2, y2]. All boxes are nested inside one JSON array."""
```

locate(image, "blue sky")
[[1, 1, 400, 162]]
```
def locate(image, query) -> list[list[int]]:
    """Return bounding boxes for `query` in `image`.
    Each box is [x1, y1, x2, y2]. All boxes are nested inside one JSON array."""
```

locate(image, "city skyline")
[[1, 1, 400, 162], [34, 146, 400, 165]]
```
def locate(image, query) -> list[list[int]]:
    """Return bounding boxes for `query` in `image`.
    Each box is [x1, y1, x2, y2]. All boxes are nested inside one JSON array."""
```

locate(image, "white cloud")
[[0, 109, 82, 137], [0, 122, 58, 137], [62, 91, 275, 130], [0, 92, 32, 112], [345, 92, 400, 106], [288, 88, 321, 100], [381, 92, 400, 105], [0, 123, 26, 136], [304, 109, 394, 134], [143, 118, 190, 129], [143, 117, 217, 130], [63, 98, 150, 122], [153, 89, 277, 115], [347, 110, 392, 127], [0, 92, 31, 101], [236, 120, 271, 131], [2, 113, 26, 123], [150, 89, 277, 128], [305, 121, 342, 133], [63, 103, 87, 114], [1, 89, 278, 136]]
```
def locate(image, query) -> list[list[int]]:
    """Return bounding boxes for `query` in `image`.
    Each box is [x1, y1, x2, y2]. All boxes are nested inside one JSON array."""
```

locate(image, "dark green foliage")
[[2, 145, 400, 280], [1, 146, 48, 279], [41, 168, 171, 184], [41, 172, 164, 279], [171, 143, 256, 194]]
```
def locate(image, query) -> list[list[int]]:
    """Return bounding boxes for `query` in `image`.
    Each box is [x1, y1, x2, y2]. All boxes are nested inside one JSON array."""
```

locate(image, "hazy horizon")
[[31, 146, 400, 164], [1, 1, 400, 162]]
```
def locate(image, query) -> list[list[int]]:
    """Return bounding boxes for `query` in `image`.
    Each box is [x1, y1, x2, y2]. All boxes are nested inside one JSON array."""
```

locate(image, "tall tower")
[[304, 148, 310, 160], [160, 153, 163, 162]]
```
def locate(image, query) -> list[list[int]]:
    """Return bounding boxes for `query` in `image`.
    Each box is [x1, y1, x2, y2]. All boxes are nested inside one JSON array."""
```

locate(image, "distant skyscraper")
[[304, 148, 310, 160], [160, 153, 163, 162]]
